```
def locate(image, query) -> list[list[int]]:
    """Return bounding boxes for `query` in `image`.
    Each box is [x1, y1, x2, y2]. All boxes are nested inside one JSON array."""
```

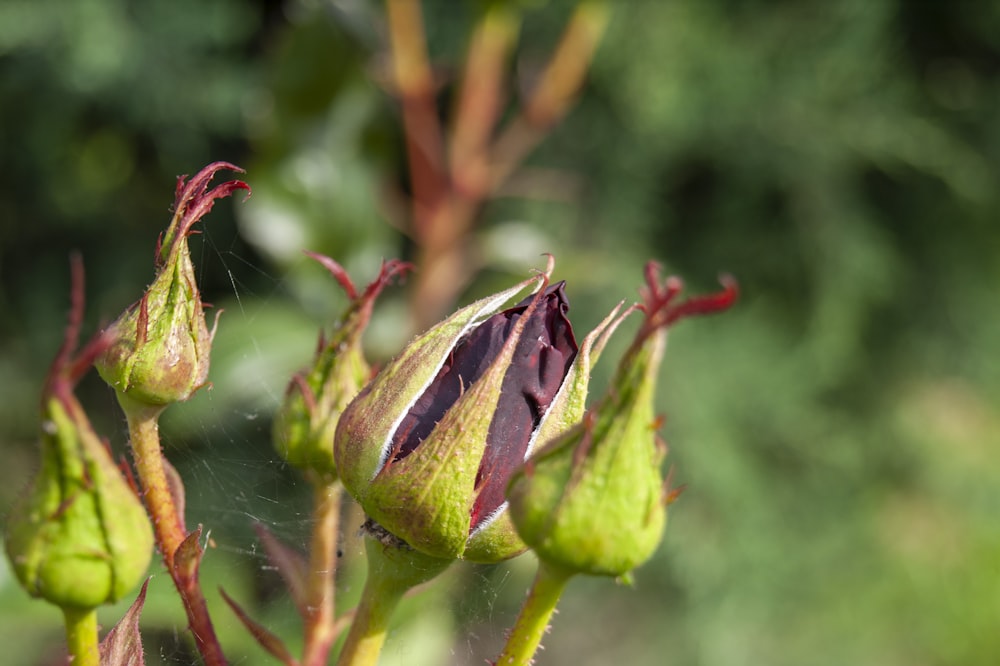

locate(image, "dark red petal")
[[390, 304, 511, 460], [470, 282, 578, 530]]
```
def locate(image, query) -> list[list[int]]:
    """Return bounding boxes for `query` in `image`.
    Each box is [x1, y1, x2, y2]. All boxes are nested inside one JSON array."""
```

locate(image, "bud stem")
[[301, 480, 342, 666], [119, 394, 227, 666], [495, 562, 573, 666], [335, 536, 451, 666], [62, 606, 99, 666], [123, 399, 185, 561]]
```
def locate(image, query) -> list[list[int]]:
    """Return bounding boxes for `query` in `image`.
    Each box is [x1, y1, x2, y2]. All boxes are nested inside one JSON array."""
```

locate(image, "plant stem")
[[123, 400, 185, 564], [120, 395, 227, 666], [301, 480, 342, 666], [494, 562, 573, 666], [62, 606, 99, 666], [333, 563, 400, 666], [335, 535, 451, 666]]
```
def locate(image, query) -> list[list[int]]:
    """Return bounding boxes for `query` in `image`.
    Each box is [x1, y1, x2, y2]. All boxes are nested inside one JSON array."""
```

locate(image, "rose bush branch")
[[383, 0, 610, 329], [95, 162, 251, 666]]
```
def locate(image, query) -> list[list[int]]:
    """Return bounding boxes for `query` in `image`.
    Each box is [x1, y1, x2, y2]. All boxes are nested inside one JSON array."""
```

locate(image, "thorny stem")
[[62, 606, 99, 666], [301, 481, 342, 666], [122, 400, 184, 562], [121, 395, 227, 666], [494, 562, 573, 666]]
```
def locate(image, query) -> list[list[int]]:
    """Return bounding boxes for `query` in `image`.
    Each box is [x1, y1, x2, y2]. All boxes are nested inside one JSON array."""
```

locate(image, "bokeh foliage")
[[2, 0, 999, 664]]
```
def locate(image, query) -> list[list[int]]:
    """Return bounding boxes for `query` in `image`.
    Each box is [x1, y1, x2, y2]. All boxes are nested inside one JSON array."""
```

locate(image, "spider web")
[[117, 228, 532, 666]]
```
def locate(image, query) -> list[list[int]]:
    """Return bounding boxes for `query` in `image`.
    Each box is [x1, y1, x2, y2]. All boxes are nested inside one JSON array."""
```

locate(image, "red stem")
[[122, 397, 227, 666], [301, 482, 342, 666]]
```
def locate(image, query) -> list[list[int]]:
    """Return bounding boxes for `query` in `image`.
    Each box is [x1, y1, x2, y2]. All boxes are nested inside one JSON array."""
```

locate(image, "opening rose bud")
[[392, 281, 576, 521], [336, 267, 618, 562]]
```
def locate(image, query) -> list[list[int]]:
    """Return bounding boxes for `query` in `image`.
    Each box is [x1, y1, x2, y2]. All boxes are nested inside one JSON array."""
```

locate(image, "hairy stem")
[[62, 606, 99, 666], [335, 535, 451, 666], [333, 563, 402, 666], [121, 395, 227, 666], [494, 562, 573, 666], [301, 481, 342, 666]]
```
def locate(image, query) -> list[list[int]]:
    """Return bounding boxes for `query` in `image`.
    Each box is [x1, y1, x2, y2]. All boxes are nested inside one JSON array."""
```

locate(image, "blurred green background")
[[2, 0, 999, 664]]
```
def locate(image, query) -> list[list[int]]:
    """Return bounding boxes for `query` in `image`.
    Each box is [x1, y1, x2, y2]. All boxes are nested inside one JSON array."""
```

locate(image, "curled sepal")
[[273, 254, 411, 480], [507, 262, 737, 577], [96, 162, 251, 407], [4, 258, 154, 609]]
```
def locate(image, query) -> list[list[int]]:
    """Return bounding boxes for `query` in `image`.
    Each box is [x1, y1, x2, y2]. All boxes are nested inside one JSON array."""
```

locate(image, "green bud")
[[96, 162, 250, 406], [5, 261, 154, 609], [273, 255, 410, 480], [507, 262, 737, 577]]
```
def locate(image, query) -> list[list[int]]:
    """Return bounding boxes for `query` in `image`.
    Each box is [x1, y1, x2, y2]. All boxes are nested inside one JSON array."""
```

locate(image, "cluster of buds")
[[2, 145, 737, 666], [334, 257, 735, 572], [2, 155, 735, 666]]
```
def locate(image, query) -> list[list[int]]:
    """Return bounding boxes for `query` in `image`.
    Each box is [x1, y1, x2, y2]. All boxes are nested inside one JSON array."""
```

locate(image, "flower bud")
[[336, 262, 620, 562], [5, 261, 154, 609], [96, 162, 250, 406], [273, 254, 410, 480], [507, 262, 737, 577]]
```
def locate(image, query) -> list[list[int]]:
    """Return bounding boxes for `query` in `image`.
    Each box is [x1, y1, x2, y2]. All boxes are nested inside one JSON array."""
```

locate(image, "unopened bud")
[[508, 262, 737, 577], [97, 162, 250, 406], [273, 254, 410, 480], [5, 260, 153, 609]]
